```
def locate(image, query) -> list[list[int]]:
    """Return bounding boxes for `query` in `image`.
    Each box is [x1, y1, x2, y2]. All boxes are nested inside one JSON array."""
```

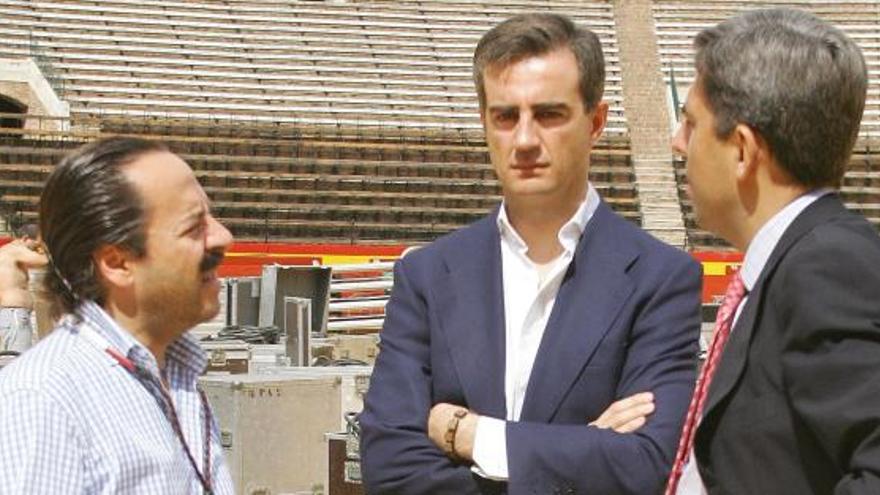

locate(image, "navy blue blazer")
[[360, 202, 702, 494]]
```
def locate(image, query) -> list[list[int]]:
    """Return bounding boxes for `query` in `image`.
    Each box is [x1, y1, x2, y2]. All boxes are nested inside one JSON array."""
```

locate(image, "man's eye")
[[187, 223, 206, 235], [493, 112, 517, 128], [535, 110, 566, 126]]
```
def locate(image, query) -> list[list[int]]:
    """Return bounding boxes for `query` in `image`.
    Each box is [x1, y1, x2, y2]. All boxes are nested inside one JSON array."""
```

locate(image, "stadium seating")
[[654, 1, 880, 249], [0, 0, 628, 135], [0, 0, 643, 243], [2, 0, 875, 249], [0, 123, 640, 242]]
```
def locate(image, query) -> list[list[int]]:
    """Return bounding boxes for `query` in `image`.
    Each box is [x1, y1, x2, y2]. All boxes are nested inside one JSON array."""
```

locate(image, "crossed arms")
[[360, 252, 702, 494]]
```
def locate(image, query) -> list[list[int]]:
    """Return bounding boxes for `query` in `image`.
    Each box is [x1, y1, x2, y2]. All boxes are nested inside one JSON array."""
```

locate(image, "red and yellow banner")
[[0, 237, 739, 304], [218, 241, 406, 277], [691, 251, 743, 304]]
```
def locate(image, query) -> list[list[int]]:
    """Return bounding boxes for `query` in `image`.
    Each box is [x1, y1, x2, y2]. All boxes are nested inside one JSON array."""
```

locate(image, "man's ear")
[[93, 245, 136, 290], [732, 123, 763, 181], [589, 101, 609, 141]]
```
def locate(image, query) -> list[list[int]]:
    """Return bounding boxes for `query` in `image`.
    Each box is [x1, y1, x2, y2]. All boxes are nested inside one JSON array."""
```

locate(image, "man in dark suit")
[[360, 13, 703, 494], [667, 8, 880, 495]]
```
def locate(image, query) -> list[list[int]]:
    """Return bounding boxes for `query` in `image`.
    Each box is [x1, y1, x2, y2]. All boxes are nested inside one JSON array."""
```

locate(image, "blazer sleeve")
[[777, 227, 880, 495], [505, 255, 702, 495], [359, 256, 484, 495]]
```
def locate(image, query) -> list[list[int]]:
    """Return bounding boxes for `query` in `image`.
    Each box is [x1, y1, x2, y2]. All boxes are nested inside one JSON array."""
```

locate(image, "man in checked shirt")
[[0, 137, 234, 494]]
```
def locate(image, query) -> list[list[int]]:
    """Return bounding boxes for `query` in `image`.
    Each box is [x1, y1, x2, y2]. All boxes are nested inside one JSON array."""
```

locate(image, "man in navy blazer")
[[360, 13, 702, 494]]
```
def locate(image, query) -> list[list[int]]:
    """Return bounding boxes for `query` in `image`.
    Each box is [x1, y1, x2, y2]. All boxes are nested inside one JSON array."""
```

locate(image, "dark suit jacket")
[[695, 194, 880, 494], [360, 202, 702, 495]]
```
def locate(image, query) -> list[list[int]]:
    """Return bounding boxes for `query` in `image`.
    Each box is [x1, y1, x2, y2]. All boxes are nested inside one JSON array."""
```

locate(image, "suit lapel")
[[700, 280, 764, 419], [701, 194, 848, 420], [433, 214, 507, 418], [519, 204, 637, 422]]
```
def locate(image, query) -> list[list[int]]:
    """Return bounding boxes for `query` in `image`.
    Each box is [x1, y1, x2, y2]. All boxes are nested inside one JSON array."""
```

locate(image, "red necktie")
[[665, 271, 747, 494]]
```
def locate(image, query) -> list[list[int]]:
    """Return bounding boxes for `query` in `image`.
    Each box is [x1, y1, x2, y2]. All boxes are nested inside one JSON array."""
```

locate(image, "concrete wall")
[[0, 58, 69, 132]]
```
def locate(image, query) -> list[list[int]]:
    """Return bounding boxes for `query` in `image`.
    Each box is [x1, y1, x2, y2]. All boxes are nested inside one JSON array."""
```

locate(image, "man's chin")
[[200, 300, 221, 321], [503, 180, 555, 197]]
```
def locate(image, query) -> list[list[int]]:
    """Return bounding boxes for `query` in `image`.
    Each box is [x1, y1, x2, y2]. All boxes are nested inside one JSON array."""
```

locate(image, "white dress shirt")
[[471, 183, 600, 480], [677, 188, 832, 494]]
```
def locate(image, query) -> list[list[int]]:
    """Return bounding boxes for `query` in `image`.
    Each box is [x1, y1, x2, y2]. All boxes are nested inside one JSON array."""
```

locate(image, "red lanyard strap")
[[106, 348, 214, 494]]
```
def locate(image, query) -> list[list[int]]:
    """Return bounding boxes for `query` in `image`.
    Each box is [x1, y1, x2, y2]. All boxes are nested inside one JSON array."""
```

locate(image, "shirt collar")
[[496, 182, 600, 257], [76, 300, 207, 376], [740, 188, 833, 291]]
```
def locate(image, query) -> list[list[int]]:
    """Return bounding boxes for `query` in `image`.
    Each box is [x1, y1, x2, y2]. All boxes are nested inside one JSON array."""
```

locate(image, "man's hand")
[[0, 240, 48, 309], [589, 392, 655, 433], [428, 402, 480, 462], [425, 392, 653, 467]]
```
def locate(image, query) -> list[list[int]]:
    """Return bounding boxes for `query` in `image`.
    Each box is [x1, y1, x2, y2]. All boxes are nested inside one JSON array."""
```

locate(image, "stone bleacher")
[[0, 0, 629, 137], [0, 121, 641, 243], [0, 0, 644, 244], [653, 1, 880, 249]]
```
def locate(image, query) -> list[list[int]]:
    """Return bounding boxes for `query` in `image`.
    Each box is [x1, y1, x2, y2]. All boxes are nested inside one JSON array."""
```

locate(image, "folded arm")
[[497, 258, 701, 494], [359, 258, 485, 494], [361, 254, 701, 494]]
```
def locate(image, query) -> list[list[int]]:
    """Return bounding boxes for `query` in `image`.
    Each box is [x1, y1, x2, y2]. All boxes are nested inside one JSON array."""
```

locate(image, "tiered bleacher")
[[0, 0, 630, 134], [0, 117, 640, 242], [653, 0, 880, 250], [0, 0, 641, 243]]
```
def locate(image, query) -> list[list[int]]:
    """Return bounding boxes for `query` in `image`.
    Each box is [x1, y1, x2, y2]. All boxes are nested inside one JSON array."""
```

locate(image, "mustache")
[[199, 250, 225, 273]]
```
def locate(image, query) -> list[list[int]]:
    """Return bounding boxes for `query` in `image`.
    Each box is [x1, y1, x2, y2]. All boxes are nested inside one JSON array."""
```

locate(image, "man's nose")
[[514, 115, 540, 151], [671, 123, 688, 158], [206, 214, 233, 251]]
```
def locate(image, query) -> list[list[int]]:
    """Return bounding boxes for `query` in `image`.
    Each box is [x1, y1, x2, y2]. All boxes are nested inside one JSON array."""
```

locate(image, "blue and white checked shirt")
[[0, 301, 234, 494]]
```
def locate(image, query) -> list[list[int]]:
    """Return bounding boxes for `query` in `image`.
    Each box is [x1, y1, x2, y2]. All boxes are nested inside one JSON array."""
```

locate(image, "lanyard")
[[78, 325, 214, 494]]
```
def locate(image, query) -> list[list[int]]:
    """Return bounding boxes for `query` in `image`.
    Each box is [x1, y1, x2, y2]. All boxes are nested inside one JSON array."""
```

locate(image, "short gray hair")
[[473, 13, 605, 112], [694, 8, 866, 188]]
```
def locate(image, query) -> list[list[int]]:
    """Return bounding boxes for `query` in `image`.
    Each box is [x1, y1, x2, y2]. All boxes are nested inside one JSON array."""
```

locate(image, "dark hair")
[[39, 137, 168, 315], [14, 223, 39, 240], [473, 13, 605, 112], [694, 8, 866, 188]]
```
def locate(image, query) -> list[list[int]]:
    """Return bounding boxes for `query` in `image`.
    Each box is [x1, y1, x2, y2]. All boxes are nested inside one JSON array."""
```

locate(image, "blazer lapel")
[[433, 214, 507, 418], [519, 204, 637, 422], [700, 279, 764, 420], [701, 194, 848, 420]]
